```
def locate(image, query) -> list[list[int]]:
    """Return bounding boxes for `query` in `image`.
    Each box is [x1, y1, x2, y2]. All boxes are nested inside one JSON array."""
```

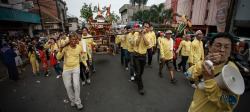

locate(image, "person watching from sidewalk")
[[188, 30, 204, 88], [187, 32, 241, 112], [57, 32, 88, 110], [133, 21, 150, 95]]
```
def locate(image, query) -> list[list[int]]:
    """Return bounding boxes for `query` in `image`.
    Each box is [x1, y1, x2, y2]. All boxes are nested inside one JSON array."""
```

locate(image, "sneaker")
[[125, 67, 129, 71], [45, 74, 50, 77], [139, 89, 145, 95], [131, 76, 135, 81], [71, 102, 76, 107], [176, 68, 180, 72], [76, 103, 83, 109], [171, 78, 177, 83], [82, 81, 86, 86], [134, 73, 136, 76], [56, 75, 61, 79], [86, 78, 91, 84]]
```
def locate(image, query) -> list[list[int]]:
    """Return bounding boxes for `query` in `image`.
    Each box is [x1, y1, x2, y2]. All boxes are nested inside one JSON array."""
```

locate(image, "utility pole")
[[37, 0, 43, 31]]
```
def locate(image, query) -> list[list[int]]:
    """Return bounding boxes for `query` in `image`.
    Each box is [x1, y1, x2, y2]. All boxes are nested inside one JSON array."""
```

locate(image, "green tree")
[[107, 11, 120, 23], [150, 3, 165, 24], [80, 3, 93, 21], [130, 0, 148, 10], [132, 10, 150, 22]]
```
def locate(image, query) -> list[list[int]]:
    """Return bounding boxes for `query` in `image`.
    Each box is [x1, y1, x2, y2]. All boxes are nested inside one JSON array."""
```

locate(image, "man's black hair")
[[143, 21, 150, 26], [126, 26, 132, 29], [82, 27, 89, 32], [209, 32, 234, 52]]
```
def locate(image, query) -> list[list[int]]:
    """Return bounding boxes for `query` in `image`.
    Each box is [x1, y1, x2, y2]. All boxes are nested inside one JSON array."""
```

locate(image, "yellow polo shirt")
[[147, 31, 156, 48], [115, 35, 120, 44], [120, 35, 126, 48], [188, 39, 204, 64], [126, 33, 135, 52], [133, 32, 139, 52], [157, 37, 163, 49], [187, 61, 240, 112], [28, 51, 36, 62], [176, 40, 191, 56], [160, 37, 173, 60], [134, 33, 150, 54], [56, 45, 87, 70], [44, 42, 60, 54]]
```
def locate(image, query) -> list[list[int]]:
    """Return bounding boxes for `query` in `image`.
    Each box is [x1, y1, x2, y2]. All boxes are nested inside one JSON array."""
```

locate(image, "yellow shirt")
[[82, 35, 96, 53], [133, 32, 139, 52], [188, 39, 204, 64], [44, 42, 60, 54], [78, 39, 92, 61], [126, 33, 134, 52], [160, 38, 173, 60], [157, 37, 163, 49], [134, 33, 150, 54], [176, 40, 191, 56], [121, 34, 128, 49], [187, 61, 240, 112], [147, 31, 156, 48], [115, 35, 120, 44], [120, 35, 126, 48], [57, 45, 87, 70], [28, 51, 36, 62]]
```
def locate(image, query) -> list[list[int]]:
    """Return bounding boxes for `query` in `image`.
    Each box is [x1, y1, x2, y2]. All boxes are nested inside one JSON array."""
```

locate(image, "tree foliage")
[[107, 11, 120, 23], [80, 3, 93, 21]]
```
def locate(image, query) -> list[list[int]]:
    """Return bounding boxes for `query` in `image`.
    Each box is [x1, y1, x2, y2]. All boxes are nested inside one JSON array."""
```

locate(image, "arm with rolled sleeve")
[[56, 48, 65, 60], [176, 41, 183, 53], [44, 42, 50, 49]]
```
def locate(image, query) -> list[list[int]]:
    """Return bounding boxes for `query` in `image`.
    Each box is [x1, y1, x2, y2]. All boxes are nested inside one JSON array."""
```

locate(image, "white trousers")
[[62, 67, 81, 104]]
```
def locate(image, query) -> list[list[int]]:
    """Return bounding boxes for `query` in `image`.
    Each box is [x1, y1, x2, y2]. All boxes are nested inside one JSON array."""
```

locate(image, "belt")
[[133, 52, 146, 56]]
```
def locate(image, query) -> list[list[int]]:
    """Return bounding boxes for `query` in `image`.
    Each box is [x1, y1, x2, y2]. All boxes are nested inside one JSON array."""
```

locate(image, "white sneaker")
[[82, 81, 86, 86], [87, 79, 91, 84], [76, 103, 83, 109], [134, 73, 136, 76], [126, 68, 129, 71], [56, 75, 61, 79], [71, 102, 76, 107], [131, 76, 135, 81]]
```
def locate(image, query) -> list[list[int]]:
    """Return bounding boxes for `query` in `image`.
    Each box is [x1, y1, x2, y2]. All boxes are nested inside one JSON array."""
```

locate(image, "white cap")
[[165, 30, 172, 34], [195, 30, 203, 35]]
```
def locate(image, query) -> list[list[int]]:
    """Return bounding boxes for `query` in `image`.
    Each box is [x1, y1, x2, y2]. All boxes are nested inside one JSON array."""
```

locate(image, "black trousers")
[[178, 56, 189, 72], [134, 55, 146, 89], [121, 47, 124, 64], [147, 48, 153, 65], [80, 62, 89, 81]]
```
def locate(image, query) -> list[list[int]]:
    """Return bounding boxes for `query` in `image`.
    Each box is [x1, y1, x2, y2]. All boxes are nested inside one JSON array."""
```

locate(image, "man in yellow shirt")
[[82, 27, 97, 73], [176, 34, 191, 73], [122, 26, 132, 71], [146, 25, 156, 68], [57, 33, 88, 110], [188, 30, 204, 88], [157, 31, 164, 63], [115, 29, 121, 54], [133, 22, 150, 94], [186, 33, 240, 112], [120, 29, 126, 65], [159, 30, 177, 83]]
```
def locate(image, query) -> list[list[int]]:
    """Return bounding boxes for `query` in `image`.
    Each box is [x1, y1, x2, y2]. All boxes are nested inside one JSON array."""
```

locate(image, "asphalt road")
[[0, 53, 249, 112]]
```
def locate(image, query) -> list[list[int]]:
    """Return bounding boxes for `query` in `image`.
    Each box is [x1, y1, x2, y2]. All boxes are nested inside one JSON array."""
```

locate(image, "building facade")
[[119, 4, 150, 25], [28, 0, 68, 36], [0, 0, 40, 38]]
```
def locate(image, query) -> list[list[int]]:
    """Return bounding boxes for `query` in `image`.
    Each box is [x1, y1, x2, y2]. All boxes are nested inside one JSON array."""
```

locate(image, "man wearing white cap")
[[188, 30, 204, 88], [159, 30, 177, 83]]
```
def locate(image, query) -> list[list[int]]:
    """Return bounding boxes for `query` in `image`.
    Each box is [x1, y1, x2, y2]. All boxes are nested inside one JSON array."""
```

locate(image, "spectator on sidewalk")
[[13, 45, 25, 73], [1, 41, 20, 82]]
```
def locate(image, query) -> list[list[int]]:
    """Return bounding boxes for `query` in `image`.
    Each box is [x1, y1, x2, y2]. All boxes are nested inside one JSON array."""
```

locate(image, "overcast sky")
[[64, 0, 166, 22]]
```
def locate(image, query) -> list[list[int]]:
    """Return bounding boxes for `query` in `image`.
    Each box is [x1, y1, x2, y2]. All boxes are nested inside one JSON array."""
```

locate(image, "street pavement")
[[0, 53, 249, 112]]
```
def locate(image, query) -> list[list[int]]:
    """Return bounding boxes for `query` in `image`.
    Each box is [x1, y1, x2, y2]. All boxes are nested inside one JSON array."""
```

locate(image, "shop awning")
[[0, 6, 40, 23]]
